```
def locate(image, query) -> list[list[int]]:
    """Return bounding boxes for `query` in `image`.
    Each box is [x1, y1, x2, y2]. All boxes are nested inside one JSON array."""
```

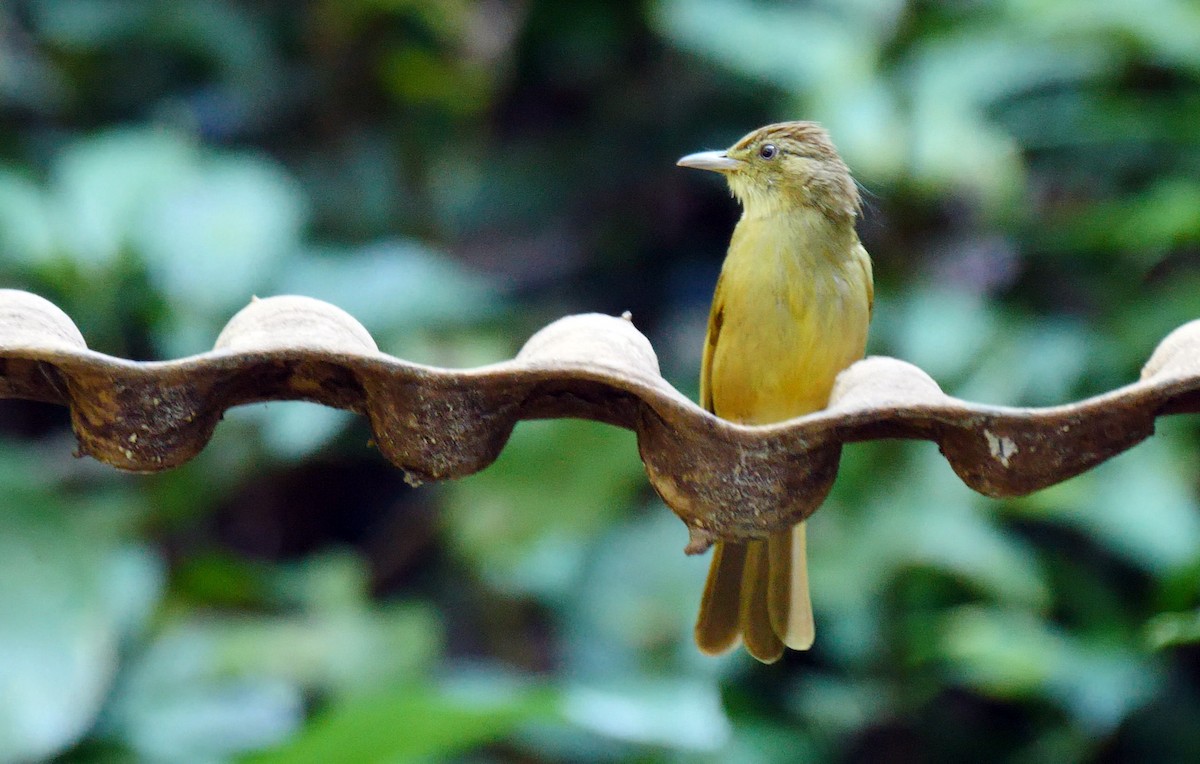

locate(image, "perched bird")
[[677, 122, 873, 663]]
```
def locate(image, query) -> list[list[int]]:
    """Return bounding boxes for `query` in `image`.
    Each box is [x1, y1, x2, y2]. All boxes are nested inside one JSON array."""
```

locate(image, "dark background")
[[2, 0, 1200, 761]]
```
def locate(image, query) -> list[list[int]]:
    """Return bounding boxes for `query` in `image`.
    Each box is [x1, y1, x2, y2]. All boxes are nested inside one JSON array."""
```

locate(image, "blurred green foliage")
[[2, 0, 1200, 761]]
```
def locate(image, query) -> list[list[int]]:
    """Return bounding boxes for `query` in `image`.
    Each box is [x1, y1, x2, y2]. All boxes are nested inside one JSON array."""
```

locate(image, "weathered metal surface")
[[1, 288, 1194, 554]]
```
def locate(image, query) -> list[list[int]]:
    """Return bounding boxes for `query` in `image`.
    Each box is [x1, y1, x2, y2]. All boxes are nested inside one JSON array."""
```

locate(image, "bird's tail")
[[694, 522, 814, 663]]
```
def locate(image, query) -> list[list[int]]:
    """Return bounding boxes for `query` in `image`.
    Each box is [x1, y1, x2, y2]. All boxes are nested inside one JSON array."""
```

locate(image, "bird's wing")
[[855, 240, 874, 320], [694, 269, 751, 655], [699, 270, 726, 414]]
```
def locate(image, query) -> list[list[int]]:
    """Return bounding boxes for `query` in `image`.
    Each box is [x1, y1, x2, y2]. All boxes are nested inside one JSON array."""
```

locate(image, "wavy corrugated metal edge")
[[2, 288, 1198, 554]]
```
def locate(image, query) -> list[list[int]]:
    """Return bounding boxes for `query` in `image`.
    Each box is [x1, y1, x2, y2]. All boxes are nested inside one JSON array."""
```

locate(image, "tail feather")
[[693, 523, 814, 661], [694, 541, 746, 655], [768, 522, 814, 650], [740, 539, 784, 663]]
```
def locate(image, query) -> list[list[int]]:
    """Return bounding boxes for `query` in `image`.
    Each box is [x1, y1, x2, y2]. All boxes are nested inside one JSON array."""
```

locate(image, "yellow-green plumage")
[[679, 121, 873, 663]]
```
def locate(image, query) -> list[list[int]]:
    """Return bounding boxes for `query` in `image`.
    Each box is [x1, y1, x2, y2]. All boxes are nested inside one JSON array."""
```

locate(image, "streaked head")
[[677, 121, 859, 220]]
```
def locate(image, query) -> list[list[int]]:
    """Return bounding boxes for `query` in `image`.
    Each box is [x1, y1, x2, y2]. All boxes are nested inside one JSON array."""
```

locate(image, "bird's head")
[[677, 121, 859, 221]]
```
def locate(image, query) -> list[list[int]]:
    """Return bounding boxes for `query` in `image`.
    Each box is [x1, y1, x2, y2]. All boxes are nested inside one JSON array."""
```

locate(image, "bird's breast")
[[707, 211, 871, 425]]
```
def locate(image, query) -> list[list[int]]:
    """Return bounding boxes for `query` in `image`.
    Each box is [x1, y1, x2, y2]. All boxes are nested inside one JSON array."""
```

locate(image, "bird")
[[677, 121, 873, 663]]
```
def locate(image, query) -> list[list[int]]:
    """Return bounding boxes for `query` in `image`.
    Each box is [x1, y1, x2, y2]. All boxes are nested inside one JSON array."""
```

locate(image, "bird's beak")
[[677, 150, 744, 173]]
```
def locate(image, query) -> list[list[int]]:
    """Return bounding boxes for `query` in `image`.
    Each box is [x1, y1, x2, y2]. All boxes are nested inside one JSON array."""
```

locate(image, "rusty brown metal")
[[1, 288, 1196, 554]]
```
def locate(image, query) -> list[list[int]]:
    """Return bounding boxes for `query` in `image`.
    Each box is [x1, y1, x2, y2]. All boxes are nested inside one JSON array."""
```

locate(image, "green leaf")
[[0, 477, 163, 762], [228, 402, 357, 462], [881, 285, 996, 384], [105, 552, 441, 760], [955, 316, 1096, 406], [815, 447, 1049, 611], [562, 677, 729, 751], [135, 152, 308, 313], [904, 30, 1110, 201], [1039, 178, 1200, 260], [246, 682, 558, 764], [442, 419, 643, 599], [651, 0, 908, 180], [1146, 609, 1200, 649], [653, 0, 881, 92], [0, 170, 55, 266], [277, 241, 499, 336], [53, 127, 197, 269], [1031, 435, 1200, 575], [1008, 0, 1200, 70], [941, 605, 1161, 732], [567, 509, 712, 671]]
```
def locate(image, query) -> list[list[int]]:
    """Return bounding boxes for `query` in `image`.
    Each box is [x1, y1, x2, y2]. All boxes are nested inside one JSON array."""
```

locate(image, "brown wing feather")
[[856, 241, 874, 320], [699, 271, 725, 414], [693, 271, 751, 654]]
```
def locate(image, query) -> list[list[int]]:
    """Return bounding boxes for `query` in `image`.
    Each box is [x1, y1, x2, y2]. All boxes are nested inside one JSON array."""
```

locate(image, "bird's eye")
[[759, 143, 778, 160]]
